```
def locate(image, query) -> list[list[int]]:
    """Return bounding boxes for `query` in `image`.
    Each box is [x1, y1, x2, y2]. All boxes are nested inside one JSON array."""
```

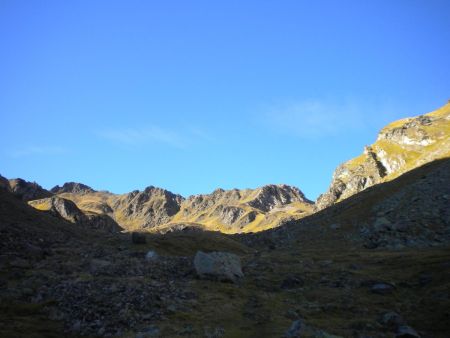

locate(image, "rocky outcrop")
[[316, 147, 388, 209], [213, 205, 245, 225], [111, 186, 184, 229], [174, 184, 313, 233], [8, 178, 53, 201], [317, 103, 450, 210], [29, 197, 86, 223], [247, 184, 312, 212], [0, 174, 9, 190], [51, 182, 96, 194], [22, 179, 312, 233], [28, 197, 121, 232], [194, 251, 244, 283]]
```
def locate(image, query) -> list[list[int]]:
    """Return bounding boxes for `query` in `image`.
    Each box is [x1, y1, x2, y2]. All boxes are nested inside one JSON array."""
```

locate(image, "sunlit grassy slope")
[[317, 102, 450, 208], [56, 187, 314, 234]]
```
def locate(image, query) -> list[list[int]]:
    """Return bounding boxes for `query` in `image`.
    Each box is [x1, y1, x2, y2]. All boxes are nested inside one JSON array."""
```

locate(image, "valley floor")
[[1, 228, 450, 337]]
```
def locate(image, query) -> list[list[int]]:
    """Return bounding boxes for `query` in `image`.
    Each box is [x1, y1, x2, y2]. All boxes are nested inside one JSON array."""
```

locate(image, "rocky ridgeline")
[[246, 184, 311, 212], [316, 103, 450, 210], [31, 182, 313, 233], [0, 177, 52, 201], [28, 197, 122, 233], [111, 186, 184, 229], [51, 182, 96, 195], [173, 184, 313, 232]]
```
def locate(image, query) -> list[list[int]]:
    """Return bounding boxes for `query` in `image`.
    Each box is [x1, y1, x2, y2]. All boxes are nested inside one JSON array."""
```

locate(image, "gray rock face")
[[113, 187, 184, 229], [247, 184, 312, 212], [316, 106, 450, 211], [194, 251, 243, 283], [214, 205, 245, 225], [29, 197, 85, 223], [51, 182, 96, 194], [28, 197, 121, 233], [378, 115, 435, 146], [8, 178, 52, 201], [316, 147, 387, 210]]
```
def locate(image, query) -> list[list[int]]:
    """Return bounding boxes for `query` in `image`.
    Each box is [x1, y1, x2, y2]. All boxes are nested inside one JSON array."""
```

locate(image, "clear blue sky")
[[1, 0, 449, 200]]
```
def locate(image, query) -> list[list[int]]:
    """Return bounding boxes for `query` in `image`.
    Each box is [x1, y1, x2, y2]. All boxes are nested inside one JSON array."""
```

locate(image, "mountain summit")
[[47, 183, 313, 233], [316, 102, 450, 210]]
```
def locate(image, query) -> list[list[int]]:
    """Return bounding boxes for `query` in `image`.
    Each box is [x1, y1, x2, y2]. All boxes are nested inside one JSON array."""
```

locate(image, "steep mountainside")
[[52, 184, 313, 233], [1, 160, 449, 337], [55, 186, 185, 231], [28, 196, 121, 233], [168, 184, 313, 233], [2, 104, 450, 337], [50, 182, 96, 195], [316, 102, 450, 209], [4, 178, 52, 201]]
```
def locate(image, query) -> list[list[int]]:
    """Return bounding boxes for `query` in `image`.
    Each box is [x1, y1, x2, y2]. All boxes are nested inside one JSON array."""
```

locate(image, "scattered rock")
[[380, 311, 405, 328], [284, 319, 343, 338], [280, 275, 304, 290], [204, 326, 225, 338], [9, 258, 31, 269], [396, 325, 421, 338], [136, 325, 160, 337], [371, 283, 395, 295], [194, 251, 243, 283], [89, 259, 111, 275], [284, 319, 302, 337], [329, 223, 341, 230], [145, 250, 159, 262]]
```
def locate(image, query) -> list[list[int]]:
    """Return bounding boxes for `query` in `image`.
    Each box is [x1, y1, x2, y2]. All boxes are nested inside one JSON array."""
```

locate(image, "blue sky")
[[1, 0, 449, 200]]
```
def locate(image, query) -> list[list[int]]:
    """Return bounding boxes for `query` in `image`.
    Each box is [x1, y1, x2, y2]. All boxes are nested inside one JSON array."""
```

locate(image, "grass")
[[152, 243, 450, 337]]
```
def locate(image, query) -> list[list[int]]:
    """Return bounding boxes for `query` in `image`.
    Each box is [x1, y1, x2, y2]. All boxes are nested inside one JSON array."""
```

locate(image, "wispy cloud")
[[8, 145, 67, 158], [99, 127, 183, 148], [260, 99, 368, 139], [97, 125, 211, 149]]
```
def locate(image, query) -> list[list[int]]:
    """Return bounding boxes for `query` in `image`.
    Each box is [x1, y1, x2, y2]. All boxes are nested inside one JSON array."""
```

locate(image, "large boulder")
[[284, 319, 343, 338], [194, 251, 243, 283]]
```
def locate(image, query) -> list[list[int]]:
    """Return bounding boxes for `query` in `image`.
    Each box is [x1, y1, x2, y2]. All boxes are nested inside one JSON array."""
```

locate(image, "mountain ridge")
[[316, 102, 450, 210], [3, 102, 450, 235]]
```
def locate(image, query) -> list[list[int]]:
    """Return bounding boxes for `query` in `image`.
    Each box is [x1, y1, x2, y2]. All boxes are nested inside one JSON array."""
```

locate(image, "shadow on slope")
[[251, 157, 450, 250]]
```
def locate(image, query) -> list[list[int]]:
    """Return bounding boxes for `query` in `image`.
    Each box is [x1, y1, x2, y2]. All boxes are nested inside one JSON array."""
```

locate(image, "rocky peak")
[[316, 102, 450, 210], [28, 196, 85, 223], [0, 174, 9, 190], [377, 114, 437, 146], [247, 184, 312, 212], [8, 178, 53, 201], [51, 182, 96, 195], [112, 186, 184, 229]]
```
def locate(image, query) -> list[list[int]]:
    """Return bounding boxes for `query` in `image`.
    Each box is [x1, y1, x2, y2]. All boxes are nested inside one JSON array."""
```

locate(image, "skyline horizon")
[[2, 1, 449, 200], [3, 99, 449, 201]]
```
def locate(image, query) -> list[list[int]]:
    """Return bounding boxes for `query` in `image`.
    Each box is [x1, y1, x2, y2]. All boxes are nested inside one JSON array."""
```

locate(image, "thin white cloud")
[[8, 145, 67, 158], [260, 99, 367, 139], [97, 125, 210, 149]]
